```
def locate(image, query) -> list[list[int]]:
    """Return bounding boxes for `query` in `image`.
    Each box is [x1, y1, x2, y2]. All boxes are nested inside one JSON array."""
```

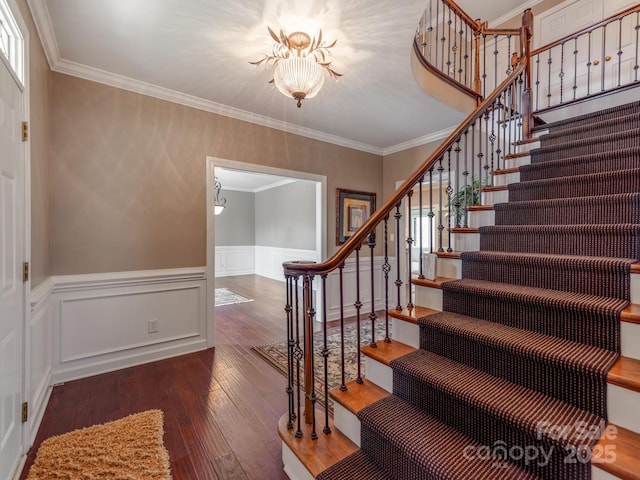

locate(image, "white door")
[[0, 48, 25, 480]]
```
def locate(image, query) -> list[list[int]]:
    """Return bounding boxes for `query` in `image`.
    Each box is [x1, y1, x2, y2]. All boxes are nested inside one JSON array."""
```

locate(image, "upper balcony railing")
[[531, 3, 640, 113], [414, 0, 523, 101]]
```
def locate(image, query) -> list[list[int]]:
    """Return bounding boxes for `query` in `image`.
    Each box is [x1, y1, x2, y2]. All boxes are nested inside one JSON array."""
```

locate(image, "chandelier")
[[214, 176, 226, 215], [251, 27, 342, 107]]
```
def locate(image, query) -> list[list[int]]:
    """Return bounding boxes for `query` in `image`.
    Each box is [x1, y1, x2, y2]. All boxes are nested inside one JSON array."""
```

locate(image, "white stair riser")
[[452, 232, 480, 252], [607, 384, 640, 435], [415, 286, 443, 312], [621, 321, 640, 360], [393, 320, 420, 348], [482, 189, 509, 205], [493, 171, 520, 187], [631, 274, 640, 304], [364, 356, 393, 393], [504, 155, 532, 169], [436, 258, 462, 278], [333, 402, 361, 447], [468, 209, 495, 229], [282, 444, 315, 480], [514, 141, 541, 153]]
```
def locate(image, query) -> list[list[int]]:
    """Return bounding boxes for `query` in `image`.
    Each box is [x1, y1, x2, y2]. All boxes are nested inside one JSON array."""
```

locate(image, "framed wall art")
[[336, 188, 376, 245]]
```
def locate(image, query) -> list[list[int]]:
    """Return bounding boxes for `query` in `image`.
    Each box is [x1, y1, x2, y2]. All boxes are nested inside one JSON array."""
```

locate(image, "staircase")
[[281, 102, 640, 480]]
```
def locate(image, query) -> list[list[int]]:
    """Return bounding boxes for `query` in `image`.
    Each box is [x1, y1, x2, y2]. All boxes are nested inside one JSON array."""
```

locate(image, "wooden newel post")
[[473, 19, 483, 95], [520, 8, 534, 139]]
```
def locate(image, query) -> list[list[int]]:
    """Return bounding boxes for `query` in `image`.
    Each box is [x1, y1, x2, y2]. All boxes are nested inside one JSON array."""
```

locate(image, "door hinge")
[[22, 402, 28, 423], [23, 261, 29, 282], [22, 121, 28, 142]]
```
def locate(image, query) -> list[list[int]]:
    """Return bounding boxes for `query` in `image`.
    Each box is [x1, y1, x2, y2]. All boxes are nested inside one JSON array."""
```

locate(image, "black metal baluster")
[[339, 264, 346, 391], [428, 0, 433, 63], [428, 168, 434, 253], [355, 247, 363, 384], [493, 34, 499, 91], [394, 203, 402, 310], [441, 2, 446, 73], [635, 13, 639, 82], [320, 274, 330, 435], [447, 6, 452, 77], [406, 190, 414, 310], [382, 216, 391, 343], [618, 18, 623, 87], [464, 23, 469, 87], [437, 157, 445, 251], [559, 41, 565, 103], [471, 123, 478, 205], [601, 25, 607, 92], [457, 18, 464, 83], [446, 150, 453, 252], [496, 89, 503, 173], [294, 275, 302, 438], [535, 54, 541, 111], [418, 176, 425, 279], [573, 37, 578, 99], [547, 48, 552, 107], [368, 232, 377, 348], [483, 33, 488, 97], [454, 141, 462, 228], [435, 0, 439, 68], [587, 32, 593, 95], [462, 130, 470, 228], [285, 275, 295, 429], [305, 274, 317, 440]]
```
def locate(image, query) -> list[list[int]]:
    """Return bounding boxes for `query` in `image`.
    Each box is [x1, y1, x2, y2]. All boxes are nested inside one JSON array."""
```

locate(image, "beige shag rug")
[[26, 409, 172, 479]]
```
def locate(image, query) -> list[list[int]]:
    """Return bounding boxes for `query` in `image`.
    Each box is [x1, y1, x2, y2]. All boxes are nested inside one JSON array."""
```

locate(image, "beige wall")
[[18, 0, 51, 288], [50, 74, 382, 275]]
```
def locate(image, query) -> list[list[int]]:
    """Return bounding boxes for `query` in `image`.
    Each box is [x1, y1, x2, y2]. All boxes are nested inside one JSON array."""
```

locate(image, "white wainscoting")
[[254, 246, 317, 282], [50, 268, 207, 383], [215, 246, 255, 277], [28, 278, 55, 444], [324, 256, 397, 322]]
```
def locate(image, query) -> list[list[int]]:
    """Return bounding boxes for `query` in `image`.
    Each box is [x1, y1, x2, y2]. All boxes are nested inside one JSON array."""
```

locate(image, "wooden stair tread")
[[329, 379, 390, 416], [621, 303, 640, 324], [278, 411, 358, 477], [593, 423, 640, 480], [388, 306, 439, 324], [513, 138, 540, 145], [361, 340, 415, 366], [467, 205, 494, 211], [493, 167, 520, 175], [436, 251, 462, 259], [631, 263, 640, 273], [482, 185, 508, 192], [450, 227, 480, 234], [412, 277, 456, 289], [608, 356, 640, 393], [502, 152, 530, 159]]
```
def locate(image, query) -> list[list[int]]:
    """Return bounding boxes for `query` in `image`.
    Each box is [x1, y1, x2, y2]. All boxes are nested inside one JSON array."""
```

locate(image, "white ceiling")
[[29, 0, 530, 155]]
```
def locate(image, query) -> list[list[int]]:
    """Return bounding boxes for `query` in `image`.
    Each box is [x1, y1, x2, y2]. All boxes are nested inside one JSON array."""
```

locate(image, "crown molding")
[[382, 126, 456, 156], [27, 0, 386, 156], [489, 0, 543, 28]]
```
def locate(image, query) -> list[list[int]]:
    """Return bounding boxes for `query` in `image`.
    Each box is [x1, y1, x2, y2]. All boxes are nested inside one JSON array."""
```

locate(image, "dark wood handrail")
[[283, 59, 527, 277], [531, 2, 640, 56], [441, 0, 480, 31]]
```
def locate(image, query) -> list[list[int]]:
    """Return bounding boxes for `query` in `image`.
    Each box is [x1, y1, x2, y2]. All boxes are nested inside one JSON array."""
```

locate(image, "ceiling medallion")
[[251, 27, 342, 108]]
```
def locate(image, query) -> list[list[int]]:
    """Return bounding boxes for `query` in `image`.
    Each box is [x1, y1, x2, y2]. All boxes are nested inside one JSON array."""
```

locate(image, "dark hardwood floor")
[[21, 275, 293, 480]]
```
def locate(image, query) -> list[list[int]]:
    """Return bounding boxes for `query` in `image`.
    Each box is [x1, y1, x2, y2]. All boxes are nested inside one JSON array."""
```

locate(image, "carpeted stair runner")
[[460, 252, 633, 299], [494, 193, 640, 225], [316, 101, 639, 479]]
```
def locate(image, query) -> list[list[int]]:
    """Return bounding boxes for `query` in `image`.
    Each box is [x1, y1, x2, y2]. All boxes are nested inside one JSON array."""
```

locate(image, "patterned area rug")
[[26, 410, 171, 479], [215, 287, 253, 306], [252, 319, 390, 408]]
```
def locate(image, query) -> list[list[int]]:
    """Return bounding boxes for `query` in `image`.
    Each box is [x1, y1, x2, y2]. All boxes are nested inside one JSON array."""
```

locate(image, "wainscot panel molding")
[[50, 267, 207, 383], [29, 278, 55, 444], [215, 246, 255, 277], [254, 246, 318, 282], [324, 257, 397, 322]]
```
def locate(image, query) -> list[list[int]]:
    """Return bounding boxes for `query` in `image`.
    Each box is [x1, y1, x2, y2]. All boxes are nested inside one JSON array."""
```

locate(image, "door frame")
[[205, 156, 327, 348], [1, 0, 31, 474]]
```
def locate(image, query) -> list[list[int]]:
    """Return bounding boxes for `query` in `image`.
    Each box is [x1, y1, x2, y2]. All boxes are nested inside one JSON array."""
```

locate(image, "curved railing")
[[282, 54, 531, 437], [531, 3, 640, 113], [414, 0, 525, 100]]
